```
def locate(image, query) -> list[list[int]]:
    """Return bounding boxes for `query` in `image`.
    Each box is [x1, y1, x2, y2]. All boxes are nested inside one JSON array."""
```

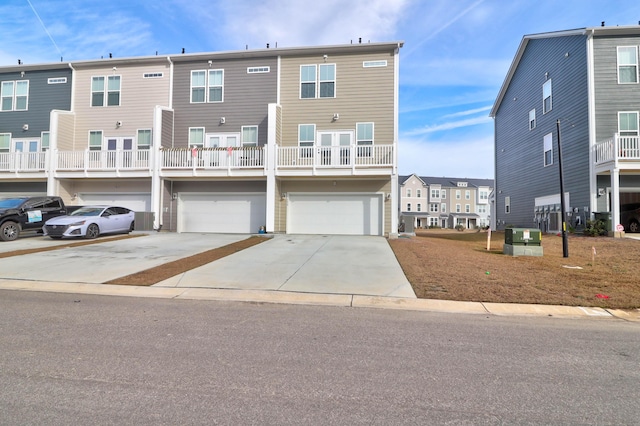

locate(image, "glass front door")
[[317, 131, 353, 166]]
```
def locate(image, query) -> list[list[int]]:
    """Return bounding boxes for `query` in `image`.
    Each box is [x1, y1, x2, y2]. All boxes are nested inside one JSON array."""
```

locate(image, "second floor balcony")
[[0, 152, 48, 176], [594, 134, 640, 170]]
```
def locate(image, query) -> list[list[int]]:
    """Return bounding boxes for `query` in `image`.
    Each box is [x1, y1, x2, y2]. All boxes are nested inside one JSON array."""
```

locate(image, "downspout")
[[586, 29, 598, 221]]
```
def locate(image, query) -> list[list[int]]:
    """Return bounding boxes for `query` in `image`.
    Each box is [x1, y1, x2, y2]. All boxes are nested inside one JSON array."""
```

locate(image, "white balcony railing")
[[0, 152, 48, 173], [160, 147, 265, 170], [56, 149, 151, 171], [277, 144, 394, 169], [594, 134, 640, 165]]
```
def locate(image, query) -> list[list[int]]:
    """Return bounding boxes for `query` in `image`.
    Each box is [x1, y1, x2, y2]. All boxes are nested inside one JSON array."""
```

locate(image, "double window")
[[191, 70, 224, 103], [617, 46, 638, 84], [543, 79, 552, 114], [92, 76, 121, 107], [1, 80, 29, 111], [429, 203, 438, 213], [300, 64, 336, 99], [543, 133, 553, 166]]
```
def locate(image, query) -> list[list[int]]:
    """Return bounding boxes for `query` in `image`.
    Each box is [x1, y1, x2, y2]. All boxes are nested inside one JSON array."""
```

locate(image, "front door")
[[317, 131, 352, 166], [106, 137, 133, 167], [12, 139, 39, 169]]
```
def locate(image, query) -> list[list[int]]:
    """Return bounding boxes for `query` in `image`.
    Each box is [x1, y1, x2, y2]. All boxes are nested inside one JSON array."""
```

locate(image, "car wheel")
[[85, 223, 100, 239], [129, 221, 135, 233], [629, 220, 640, 233], [0, 221, 20, 241]]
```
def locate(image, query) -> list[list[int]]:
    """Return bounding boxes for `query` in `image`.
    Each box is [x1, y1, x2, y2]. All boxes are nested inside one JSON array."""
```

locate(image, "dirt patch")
[[105, 236, 268, 286], [0, 234, 143, 259], [388, 229, 640, 309]]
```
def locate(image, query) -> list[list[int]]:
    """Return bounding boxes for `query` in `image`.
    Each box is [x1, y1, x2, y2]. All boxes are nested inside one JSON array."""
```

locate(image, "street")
[[1, 289, 638, 425]]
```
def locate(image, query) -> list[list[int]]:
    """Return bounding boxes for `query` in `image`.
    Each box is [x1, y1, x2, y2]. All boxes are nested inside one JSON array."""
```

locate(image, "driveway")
[[0, 233, 416, 298]]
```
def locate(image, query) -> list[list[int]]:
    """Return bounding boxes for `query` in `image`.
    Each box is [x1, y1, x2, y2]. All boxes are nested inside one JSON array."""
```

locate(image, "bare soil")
[[388, 229, 640, 309]]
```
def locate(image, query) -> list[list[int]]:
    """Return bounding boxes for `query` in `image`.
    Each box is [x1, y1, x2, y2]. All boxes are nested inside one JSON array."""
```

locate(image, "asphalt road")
[[1, 290, 639, 425]]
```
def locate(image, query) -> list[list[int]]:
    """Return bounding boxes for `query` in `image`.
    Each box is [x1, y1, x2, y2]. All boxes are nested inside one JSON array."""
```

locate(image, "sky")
[[1, 0, 639, 179]]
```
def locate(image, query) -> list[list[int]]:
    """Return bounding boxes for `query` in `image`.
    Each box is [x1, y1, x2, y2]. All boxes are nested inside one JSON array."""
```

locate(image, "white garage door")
[[79, 193, 151, 212], [288, 193, 382, 235], [178, 193, 266, 234]]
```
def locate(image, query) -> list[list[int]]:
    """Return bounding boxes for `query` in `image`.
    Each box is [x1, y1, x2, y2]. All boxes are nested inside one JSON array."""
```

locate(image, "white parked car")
[[43, 205, 135, 239]]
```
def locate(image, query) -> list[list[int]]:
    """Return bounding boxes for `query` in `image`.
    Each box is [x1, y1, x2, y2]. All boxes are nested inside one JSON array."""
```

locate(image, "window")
[[429, 217, 439, 227], [1, 80, 28, 111], [190, 71, 206, 103], [529, 109, 536, 130], [505, 196, 511, 214], [41, 132, 50, 151], [441, 203, 446, 213], [406, 188, 412, 197], [543, 79, 552, 114], [406, 203, 411, 212], [356, 122, 373, 156], [416, 189, 421, 198], [88, 131, 103, 151], [456, 204, 461, 213], [300, 65, 316, 98], [300, 64, 335, 98], [465, 204, 470, 213], [456, 190, 461, 199], [298, 124, 315, 157], [441, 190, 446, 199], [247, 66, 270, 73], [0, 133, 10, 152], [618, 112, 639, 136], [431, 188, 440, 198], [417, 204, 422, 212], [208, 70, 224, 102], [363, 60, 387, 68], [477, 205, 487, 214], [143, 73, 163, 78], [48, 77, 67, 84], [479, 190, 489, 201], [241, 126, 258, 147], [465, 190, 470, 200], [617, 46, 638, 84], [544, 132, 553, 166], [137, 129, 151, 149], [189, 127, 204, 148], [429, 203, 438, 212], [91, 76, 120, 107]]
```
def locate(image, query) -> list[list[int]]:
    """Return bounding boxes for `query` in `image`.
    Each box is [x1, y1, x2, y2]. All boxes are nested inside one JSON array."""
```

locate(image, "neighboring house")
[[0, 63, 72, 196], [490, 25, 640, 233], [399, 174, 494, 230], [0, 41, 403, 236]]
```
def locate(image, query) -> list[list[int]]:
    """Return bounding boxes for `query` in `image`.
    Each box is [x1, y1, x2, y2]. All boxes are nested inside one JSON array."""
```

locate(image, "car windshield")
[[69, 207, 104, 217], [0, 198, 28, 209]]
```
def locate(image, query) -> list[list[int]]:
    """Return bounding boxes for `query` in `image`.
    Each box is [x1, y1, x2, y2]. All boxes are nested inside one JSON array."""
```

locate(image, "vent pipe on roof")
[[601, 21, 605, 26]]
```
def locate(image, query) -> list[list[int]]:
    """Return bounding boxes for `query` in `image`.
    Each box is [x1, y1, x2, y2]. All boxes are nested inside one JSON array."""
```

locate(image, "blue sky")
[[1, 0, 639, 178]]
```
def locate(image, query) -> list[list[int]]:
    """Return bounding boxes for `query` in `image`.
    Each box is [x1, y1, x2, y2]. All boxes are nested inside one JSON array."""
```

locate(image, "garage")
[[178, 193, 266, 234], [287, 193, 383, 235], [78, 193, 151, 212]]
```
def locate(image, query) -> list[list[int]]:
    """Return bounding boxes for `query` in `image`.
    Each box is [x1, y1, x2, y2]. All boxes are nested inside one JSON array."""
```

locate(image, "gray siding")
[[592, 35, 640, 141], [494, 35, 590, 229], [172, 58, 278, 148], [0, 68, 72, 137]]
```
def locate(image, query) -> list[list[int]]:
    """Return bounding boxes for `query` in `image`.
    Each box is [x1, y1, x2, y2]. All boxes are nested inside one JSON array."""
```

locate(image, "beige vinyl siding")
[[56, 112, 76, 150], [275, 178, 391, 235], [279, 51, 396, 147], [72, 62, 171, 149]]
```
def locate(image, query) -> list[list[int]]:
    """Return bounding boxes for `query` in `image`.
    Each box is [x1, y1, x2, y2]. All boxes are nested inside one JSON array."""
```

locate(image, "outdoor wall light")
[[220, 117, 226, 124], [116, 121, 122, 128], [22, 124, 28, 131], [281, 193, 287, 200], [332, 113, 339, 121], [172, 193, 178, 200]]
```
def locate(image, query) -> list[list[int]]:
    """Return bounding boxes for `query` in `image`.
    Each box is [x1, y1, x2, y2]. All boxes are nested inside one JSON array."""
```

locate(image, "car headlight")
[[69, 220, 86, 226]]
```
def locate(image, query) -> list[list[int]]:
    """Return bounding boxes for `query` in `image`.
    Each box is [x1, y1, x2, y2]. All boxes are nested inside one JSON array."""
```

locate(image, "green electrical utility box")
[[503, 228, 543, 257], [504, 228, 541, 246]]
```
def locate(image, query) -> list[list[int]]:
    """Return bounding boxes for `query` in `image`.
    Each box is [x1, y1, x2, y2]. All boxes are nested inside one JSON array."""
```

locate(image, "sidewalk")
[[1, 279, 638, 322]]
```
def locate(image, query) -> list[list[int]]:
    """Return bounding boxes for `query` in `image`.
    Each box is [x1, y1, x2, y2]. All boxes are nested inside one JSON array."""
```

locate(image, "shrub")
[[584, 219, 608, 237], [455, 224, 465, 232]]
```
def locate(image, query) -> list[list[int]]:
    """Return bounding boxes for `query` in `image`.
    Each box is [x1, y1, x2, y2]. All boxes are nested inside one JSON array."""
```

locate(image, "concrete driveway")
[[0, 233, 415, 298]]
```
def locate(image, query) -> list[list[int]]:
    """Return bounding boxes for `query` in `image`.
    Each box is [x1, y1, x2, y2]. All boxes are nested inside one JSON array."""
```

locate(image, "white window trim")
[[1, 80, 29, 111], [505, 196, 511, 214], [188, 127, 205, 148], [241, 125, 259, 147], [617, 46, 639, 84], [88, 130, 103, 151], [300, 63, 336, 99], [543, 79, 552, 114], [91, 75, 121, 107], [544, 132, 553, 167], [143, 72, 164, 78], [137, 129, 152, 149], [363, 60, 387, 68], [208, 69, 224, 103], [47, 77, 67, 84], [618, 111, 639, 136], [529, 109, 536, 130], [455, 203, 461, 213], [247, 66, 270, 73]]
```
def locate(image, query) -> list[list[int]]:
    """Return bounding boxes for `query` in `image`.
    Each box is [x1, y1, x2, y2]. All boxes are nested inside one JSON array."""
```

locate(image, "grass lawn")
[[388, 229, 640, 310]]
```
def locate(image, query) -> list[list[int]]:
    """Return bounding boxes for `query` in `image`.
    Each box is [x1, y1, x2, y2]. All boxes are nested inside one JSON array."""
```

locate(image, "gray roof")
[[399, 175, 493, 188]]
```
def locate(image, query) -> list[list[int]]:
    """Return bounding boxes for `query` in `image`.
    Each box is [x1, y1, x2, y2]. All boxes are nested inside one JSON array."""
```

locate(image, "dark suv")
[[0, 196, 67, 241], [621, 203, 640, 233]]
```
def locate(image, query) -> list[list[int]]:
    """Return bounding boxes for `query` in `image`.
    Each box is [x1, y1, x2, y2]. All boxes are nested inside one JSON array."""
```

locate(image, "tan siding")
[[57, 113, 76, 150], [279, 51, 396, 147], [73, 62, 171, 149]]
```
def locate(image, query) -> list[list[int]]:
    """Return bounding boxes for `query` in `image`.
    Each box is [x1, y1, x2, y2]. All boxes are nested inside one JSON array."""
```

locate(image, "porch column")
[[265, 103, 278, 233], [151, 106, 163, 230], [390, 173, 399, 237], [611, 168, 621, 232]]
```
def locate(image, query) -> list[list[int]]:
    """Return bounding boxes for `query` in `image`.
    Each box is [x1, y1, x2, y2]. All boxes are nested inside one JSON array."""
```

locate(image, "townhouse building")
[[399, 174, 493, 230], [490, 25, 640, 234], [0, 41, 402, 236]]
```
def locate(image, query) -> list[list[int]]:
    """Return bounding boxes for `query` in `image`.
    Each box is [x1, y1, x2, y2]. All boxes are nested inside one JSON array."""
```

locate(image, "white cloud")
[[443, 105, 492, 118], [404, 115, 492, 136]]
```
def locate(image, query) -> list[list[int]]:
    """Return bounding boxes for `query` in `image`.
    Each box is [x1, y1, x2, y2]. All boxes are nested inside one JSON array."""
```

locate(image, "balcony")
[[276, 144, 395, 176], [55, 150, 151, 177], [0, 152, 48, 177], [594, 134, 640, 170], [160, 147, 265, 177]]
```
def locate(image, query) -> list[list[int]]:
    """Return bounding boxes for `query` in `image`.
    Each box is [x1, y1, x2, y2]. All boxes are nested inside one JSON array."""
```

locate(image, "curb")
[[1, 279, 639, 322]]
